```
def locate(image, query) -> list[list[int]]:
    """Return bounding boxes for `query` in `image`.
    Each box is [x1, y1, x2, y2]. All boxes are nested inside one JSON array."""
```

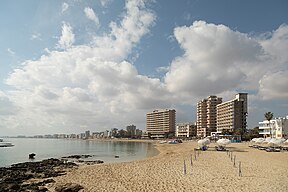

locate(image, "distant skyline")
[[0, 0, 287, 136]]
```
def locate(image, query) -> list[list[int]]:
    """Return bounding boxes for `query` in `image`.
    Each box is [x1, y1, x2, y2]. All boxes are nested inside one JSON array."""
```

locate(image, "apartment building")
[[259, 116, 288, 139], [216, 93, 248, 134], [176, 122, 197, 138], [146, 109, 176, 138], [197, 96, 222, 137]]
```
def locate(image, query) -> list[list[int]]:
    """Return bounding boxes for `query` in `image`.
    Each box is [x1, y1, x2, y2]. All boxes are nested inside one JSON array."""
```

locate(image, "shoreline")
[[0, 138, 156, 168], [47, 141, 288, 192], [0, 140, 159, 191]]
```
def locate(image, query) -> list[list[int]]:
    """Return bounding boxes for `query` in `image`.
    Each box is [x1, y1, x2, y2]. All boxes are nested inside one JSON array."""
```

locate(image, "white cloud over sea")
[[1, 0, 288, 135]]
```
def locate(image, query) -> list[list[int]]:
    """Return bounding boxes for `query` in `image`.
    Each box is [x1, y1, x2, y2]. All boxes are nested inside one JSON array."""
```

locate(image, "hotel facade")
[[259, 116, 288, 139], [176, 122, 197, 138], [216, 93, 248, 134], [146, 109, 176, 138], [196, 96, 222, 137]]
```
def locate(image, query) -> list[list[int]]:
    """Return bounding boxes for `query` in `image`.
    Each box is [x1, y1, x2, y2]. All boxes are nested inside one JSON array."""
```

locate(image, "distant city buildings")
[[146, 109, 176, 138], [216, 93, 248, 134], [176, 122, 197, 138], [196, 96, 222, 137], [126, 125, 136, 138], [85, 130, 90, 139], [259, 116, 288, 139]]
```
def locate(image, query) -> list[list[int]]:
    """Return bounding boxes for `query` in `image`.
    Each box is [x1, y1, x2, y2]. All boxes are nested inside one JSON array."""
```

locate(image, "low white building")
[[176, 122, 196, 138], [259, 116, 288, 139]]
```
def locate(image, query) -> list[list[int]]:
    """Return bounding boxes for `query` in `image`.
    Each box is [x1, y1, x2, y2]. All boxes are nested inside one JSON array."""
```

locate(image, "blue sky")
[[0, 0, 287, 136]]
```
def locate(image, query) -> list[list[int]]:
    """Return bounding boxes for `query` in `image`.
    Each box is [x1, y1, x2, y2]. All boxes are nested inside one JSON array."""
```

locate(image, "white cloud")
[[257, 24, 288, 100], [62, 2, 69, 13], [7, 48, 15, 55], [93, 0, 156, 61], [30, 32, 42, 40], [84, 7, 100, 27], [0, 91, 18, 116], [57, 22, 75, 49], [100, 0, 112, 7], [258, 71, 288, 100], [2, 0, 158, 135], [165, 21, 259, 99], [260, 24, 288, 64], [164, 21, 288, 104]]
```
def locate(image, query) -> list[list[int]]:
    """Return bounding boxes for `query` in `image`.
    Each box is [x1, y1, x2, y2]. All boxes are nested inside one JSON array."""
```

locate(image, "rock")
[[81, 160, 104, 165], [0, 158, 77, 191], [29, 153, 36, 159], [55, 183, 84, 192], [62, 154, 92, 159]]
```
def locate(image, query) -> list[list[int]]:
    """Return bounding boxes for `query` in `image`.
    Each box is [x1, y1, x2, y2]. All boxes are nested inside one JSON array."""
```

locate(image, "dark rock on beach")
[[55, 183, 84, 192], [0, 158, 78, 192], [61, 154, 93, 159], [77, 160, 104, 165]]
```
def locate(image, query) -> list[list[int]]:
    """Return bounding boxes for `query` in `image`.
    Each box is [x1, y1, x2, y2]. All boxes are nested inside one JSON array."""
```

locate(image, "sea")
[[0, 138, 158, 167]]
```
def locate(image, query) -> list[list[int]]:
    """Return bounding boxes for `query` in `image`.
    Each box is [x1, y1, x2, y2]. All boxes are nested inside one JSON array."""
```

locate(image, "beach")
[[47, 141, 288, 192]]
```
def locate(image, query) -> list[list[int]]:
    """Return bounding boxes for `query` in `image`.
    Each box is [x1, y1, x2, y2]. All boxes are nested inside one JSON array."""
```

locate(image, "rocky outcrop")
[[62, 154, 93, 159], [0, 158, 77, 192], [55, 183, 84, 192]]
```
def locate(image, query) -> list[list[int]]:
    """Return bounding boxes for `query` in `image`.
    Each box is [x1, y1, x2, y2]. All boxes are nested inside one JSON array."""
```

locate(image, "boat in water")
[[0, 139, 14, 147]]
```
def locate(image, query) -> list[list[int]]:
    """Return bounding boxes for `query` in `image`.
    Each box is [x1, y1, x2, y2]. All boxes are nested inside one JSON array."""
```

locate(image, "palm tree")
[[264, 112, 274, 138]]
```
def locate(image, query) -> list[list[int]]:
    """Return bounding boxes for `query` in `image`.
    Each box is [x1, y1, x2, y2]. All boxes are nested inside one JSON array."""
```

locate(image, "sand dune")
[[47, 141, 288, 192]]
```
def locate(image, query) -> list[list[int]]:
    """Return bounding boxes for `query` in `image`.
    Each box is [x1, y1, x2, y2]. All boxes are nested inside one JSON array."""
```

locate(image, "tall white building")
[[259, 116, 288, 139]]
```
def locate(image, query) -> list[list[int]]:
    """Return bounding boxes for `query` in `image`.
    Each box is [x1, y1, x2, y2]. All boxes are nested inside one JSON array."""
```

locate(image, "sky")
[[0, 0, 287, 136]]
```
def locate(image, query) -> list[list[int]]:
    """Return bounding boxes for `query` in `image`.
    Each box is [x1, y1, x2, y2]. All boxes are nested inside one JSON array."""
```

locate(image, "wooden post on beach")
[[233, 155, 236, 167], [194, 151, 197, 161], [230, 152, 233, 161], [184, 160, 187, 175], [190, 154, 193, 166], [239, 161, 242, 176]]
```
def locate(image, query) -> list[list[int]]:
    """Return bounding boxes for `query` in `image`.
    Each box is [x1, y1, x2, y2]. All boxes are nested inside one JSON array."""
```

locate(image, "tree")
[[222, 129, 232, 135], [264, 112, 274, 138], [242, 127, 259, 141]]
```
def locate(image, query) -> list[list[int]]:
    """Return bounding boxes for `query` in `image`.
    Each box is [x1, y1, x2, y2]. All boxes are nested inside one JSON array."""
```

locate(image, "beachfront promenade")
[[47, 141, 288, 192]]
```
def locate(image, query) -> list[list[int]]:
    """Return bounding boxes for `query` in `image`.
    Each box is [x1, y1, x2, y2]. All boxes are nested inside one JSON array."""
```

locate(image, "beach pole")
[[230, 152, 233, 162], [190, 154, 193, 166], [233, 155, 236, 167], [239, 161, 242, 177], [184, 160, 187, 175], [194, 151, 197, 161]]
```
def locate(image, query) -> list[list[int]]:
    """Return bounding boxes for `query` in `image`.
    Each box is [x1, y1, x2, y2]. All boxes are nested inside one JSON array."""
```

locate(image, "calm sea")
[[0, 138, 157, 167]]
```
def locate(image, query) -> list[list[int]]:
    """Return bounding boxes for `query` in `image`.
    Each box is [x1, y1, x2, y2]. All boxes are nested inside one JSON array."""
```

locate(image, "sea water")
[[0, 138, 157, 167]]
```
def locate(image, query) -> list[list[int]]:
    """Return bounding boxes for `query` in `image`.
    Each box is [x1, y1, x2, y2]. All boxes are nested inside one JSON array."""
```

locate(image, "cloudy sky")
[[0, 0, 287, 136]]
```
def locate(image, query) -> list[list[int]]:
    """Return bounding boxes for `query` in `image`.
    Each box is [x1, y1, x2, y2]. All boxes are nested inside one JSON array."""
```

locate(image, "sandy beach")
[[47, 141, 288, 192]]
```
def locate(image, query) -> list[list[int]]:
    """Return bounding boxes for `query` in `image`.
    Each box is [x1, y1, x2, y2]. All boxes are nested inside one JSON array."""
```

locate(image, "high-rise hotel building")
[[197, 96, 222, 137], [146, 109, 176, 138], [216, 93, 248, 133]]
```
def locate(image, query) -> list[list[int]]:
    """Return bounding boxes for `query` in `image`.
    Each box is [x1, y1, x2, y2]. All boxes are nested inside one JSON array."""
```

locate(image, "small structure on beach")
[[215, 139, 231, 151], [197, 138, 210, 150]]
